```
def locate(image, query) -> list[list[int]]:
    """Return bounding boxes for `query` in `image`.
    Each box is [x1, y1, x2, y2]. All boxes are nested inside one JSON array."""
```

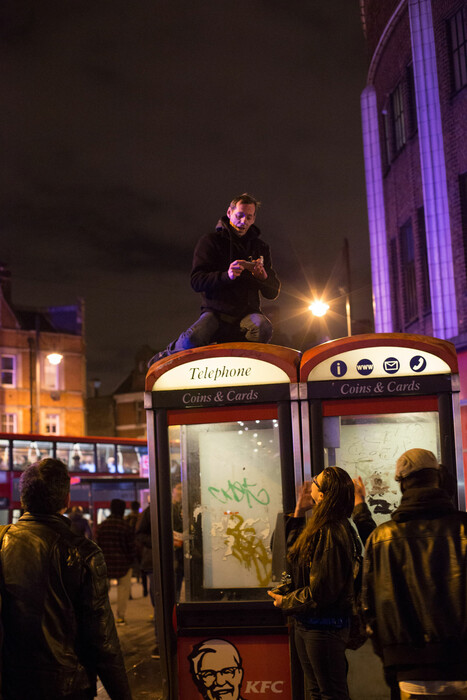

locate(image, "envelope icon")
[[384, 359, 399, 372]]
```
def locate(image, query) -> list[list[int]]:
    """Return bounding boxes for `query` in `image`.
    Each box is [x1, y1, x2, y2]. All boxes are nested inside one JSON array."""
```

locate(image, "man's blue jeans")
[[167, 311, 273, 354], [294, 623, 350, 700]]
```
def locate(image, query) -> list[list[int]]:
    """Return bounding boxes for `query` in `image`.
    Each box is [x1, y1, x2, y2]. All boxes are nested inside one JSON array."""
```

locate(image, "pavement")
[[97, 580, 163, 700]]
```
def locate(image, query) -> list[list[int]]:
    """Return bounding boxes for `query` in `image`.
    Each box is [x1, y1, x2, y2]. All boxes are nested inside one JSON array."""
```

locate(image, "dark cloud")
[[1, 0, 372, 392]]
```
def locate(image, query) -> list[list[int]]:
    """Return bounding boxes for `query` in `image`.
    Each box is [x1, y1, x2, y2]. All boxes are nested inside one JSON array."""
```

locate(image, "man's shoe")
[[116, 617, 126, 626], [147, 350, 169, 368], [151, 646, 160, 659]]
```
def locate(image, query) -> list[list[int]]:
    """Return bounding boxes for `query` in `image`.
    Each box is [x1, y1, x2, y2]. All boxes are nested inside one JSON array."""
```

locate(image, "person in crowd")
[[136, 500, 160, 658], [268, 467, 358, 700], [172, 481, 184, 600], [363, 449, 467, 700], [136, 502, 154, 607], [97, 498, 135, 626], [68, 504, 93, 538], [125, 500, 147, 598], [125, 500, 140, 530], [0, 458, 131, 700], [149, 193, 280, 365]]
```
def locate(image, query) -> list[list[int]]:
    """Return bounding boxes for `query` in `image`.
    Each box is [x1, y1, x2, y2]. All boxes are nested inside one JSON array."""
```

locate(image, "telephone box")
[[144, 343, 302, 700], [300, 333, 465, 518]]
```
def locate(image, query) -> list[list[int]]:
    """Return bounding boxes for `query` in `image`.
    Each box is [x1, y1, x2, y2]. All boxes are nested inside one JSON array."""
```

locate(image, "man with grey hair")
[[363, 448, 467, 700]]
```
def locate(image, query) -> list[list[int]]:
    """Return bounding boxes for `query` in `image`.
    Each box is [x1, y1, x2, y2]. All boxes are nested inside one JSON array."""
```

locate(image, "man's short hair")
[[229, 193, 261, 210], [110, 498, 126, 517], [20, 458, 70, 514]]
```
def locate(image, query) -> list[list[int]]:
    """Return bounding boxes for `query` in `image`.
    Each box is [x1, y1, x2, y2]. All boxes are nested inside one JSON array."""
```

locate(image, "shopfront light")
[[46, 353, 63, 366]]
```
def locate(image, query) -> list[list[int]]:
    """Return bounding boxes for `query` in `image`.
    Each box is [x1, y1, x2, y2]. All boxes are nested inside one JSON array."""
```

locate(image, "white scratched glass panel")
[[199, 422, 282, 589], [324, 412, 439, 526]]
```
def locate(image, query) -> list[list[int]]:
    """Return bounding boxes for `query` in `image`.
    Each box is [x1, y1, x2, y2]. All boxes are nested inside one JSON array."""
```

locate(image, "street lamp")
[[46, 353, 63, 366], [308, 239, 353, 336], [308, 300, 330, 317]]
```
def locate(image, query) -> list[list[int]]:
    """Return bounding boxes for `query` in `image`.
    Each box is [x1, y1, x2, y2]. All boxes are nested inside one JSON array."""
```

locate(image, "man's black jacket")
[[362, 488, 467, 681], [191, 216, 280, 319], [0, 513, 131, 699]]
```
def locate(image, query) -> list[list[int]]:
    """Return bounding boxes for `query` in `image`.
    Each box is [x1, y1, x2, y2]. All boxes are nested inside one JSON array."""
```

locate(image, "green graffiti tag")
[[224, 513, 271, 587], [208, 477, 270, 508]]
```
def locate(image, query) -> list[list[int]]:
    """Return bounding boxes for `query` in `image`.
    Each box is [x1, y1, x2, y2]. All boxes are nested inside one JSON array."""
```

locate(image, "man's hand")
[[228, 260, 246, 280], [353, 476, 366, 506], [228, 258, 267, 281], [252, 257, 267, 280], [267, 590, 283, 607]]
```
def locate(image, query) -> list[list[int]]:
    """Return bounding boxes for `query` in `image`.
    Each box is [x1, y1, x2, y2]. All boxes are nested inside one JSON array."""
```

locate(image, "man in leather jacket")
[[0, 458, 132, 700], [148, 192, 280, 365], [363, 449, 467, 700]]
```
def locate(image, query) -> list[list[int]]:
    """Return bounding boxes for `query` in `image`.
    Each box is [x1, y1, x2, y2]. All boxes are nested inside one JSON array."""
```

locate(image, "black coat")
[[0, 513, 131, 700], [276, 516, 356, 621], [191, 216, 280, 318], [136, 506, 153, 573], [363, 487, 467, 680]]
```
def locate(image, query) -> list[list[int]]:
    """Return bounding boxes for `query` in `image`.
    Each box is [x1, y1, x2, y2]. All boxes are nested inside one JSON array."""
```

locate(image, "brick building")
[[0, 264, 86, 436], [112, 345, 154, 439], [359, 0, 467, 463]]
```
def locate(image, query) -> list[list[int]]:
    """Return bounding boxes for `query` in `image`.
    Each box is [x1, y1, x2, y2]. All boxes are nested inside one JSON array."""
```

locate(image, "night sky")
[[1, 0, 372, 394]]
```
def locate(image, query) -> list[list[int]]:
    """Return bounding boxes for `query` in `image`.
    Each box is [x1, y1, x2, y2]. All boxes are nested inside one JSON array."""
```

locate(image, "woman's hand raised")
[[294, 482, 314, 517]]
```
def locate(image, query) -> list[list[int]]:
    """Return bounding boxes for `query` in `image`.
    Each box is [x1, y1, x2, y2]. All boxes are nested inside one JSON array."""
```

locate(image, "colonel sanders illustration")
[[188, 638, 245, 700]]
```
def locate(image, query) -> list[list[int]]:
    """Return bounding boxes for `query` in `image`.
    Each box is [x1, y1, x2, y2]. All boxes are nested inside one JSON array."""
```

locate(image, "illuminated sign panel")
[[152, 357, 290, 391], [306, 346, 451, 382]]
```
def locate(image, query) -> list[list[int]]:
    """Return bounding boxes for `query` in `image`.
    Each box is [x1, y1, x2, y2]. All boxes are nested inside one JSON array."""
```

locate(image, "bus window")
[[96, 444, 117, 473], [116, 445, 143, 474], [12, 440, 53, 470], [56, 442, 97, 473], [0, 439, 9, 470]]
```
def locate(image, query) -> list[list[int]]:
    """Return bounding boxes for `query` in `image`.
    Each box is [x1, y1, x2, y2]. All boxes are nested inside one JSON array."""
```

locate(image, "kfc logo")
[[187, 638, 287, 698], [188, 639, 245, 700]]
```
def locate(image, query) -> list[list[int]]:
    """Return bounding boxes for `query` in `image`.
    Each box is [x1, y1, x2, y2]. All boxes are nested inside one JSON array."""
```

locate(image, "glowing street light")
[[308, 300, 330, 317], [46, 353, 63, 366]]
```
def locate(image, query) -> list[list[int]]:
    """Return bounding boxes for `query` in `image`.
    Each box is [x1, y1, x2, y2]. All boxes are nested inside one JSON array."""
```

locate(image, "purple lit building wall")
[[359, 0, 467, 468]]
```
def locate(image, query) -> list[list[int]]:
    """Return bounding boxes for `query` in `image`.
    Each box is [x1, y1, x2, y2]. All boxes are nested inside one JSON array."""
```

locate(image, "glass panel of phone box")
[[169, 418, 283, 602], [323, 410, 440, 526]]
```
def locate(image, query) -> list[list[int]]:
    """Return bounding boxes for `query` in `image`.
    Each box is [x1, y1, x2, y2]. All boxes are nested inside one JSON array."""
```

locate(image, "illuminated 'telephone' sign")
[[152, 356, 291, 391]]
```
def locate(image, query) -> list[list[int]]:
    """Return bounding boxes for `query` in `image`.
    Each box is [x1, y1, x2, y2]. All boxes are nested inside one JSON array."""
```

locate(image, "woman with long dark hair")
[[268, 466, 359, 700]]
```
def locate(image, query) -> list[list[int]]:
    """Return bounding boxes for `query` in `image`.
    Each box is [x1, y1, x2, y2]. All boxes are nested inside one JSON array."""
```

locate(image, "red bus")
[[0, 432, 149, 530]]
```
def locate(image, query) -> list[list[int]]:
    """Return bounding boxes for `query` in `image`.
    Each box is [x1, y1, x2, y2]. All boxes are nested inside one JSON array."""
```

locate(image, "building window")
[[460, 172, 467, 282], [389, 238, 402, 330], [43, 357, 60, 390], [406, 64, 418, 136], [136, 401, 144, 425], [416, 208, 432, 315], [44, 414, 60, 435], [1, 413, 17, 433], [1, 355, 16, 387], [381, 110, 392, 171], [448, 8, 467, 93], [391, 82, 406, 154], [400, 219, 418, 324]]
